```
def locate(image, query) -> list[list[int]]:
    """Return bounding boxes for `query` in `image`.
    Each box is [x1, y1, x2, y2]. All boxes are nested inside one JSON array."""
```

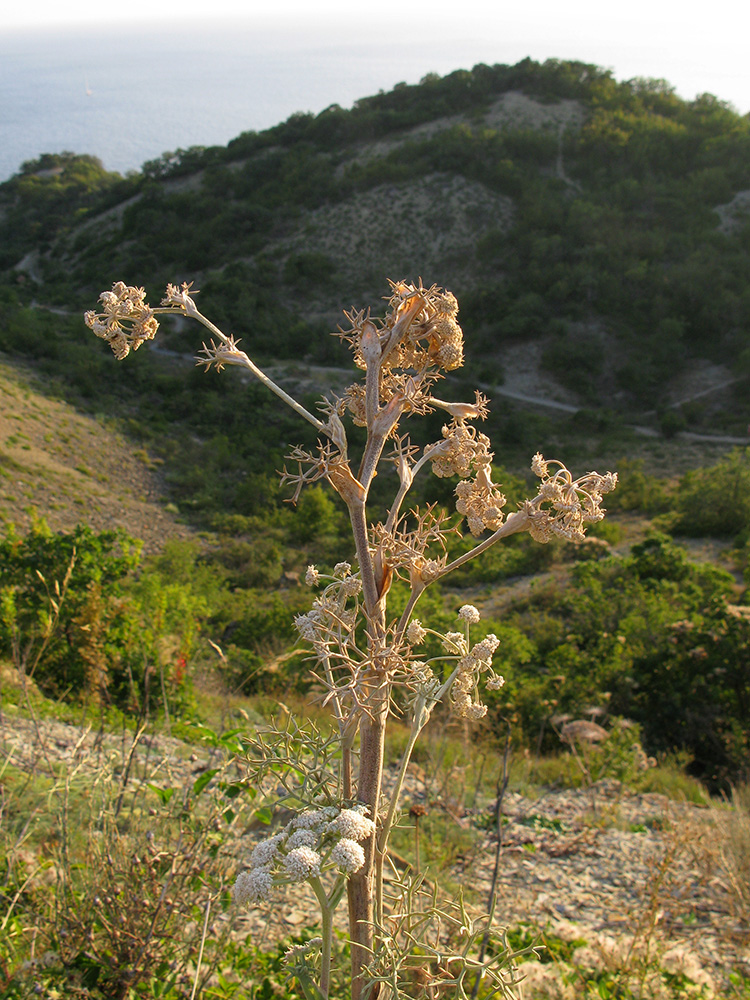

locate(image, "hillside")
[[1, 58, 749, 431], [0, 57, 749, 789], [0, 358, 189, 549]]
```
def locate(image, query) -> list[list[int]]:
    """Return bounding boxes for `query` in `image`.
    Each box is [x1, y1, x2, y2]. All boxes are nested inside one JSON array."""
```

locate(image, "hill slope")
[[1, 58, 749, 428], [0, 358, 189, 549]]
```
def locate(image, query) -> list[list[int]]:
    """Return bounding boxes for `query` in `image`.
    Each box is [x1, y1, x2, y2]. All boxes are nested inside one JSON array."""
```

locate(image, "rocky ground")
[[2, 707, 747, 998]]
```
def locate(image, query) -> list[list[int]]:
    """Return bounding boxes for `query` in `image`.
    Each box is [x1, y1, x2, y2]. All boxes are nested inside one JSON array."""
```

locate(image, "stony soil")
[[2, 708, 747, 997]]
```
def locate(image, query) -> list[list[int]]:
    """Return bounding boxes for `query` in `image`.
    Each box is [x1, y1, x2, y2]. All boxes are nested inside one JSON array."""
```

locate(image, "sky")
[[1, 0, 749, 114]]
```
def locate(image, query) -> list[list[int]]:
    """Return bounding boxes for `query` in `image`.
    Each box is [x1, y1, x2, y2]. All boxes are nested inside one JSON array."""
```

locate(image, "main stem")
[[345, 491, 387, 1000]]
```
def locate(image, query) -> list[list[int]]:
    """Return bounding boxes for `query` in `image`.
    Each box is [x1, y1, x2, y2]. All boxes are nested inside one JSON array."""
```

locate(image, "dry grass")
[[0, 359, 189, 551], [712, 785, 750, 922]]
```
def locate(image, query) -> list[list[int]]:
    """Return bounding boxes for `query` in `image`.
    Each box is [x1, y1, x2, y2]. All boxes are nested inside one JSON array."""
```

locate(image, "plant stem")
[[310, 877, 333, 999], [181, 307, 327, 434], [437, 508, 530, 579]]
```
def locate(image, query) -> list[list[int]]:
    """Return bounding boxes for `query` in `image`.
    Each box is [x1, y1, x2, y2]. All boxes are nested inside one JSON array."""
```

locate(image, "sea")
[[0, 20, 506, 183]]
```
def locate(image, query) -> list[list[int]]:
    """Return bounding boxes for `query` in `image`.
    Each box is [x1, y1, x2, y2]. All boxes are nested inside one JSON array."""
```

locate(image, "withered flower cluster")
[[525, 453, 618, 543], [84, 282, 159, 359]]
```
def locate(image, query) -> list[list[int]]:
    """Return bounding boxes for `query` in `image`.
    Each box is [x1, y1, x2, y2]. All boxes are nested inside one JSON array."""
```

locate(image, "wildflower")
[[286, 829, 319, 850], [442, 632, 465, 654], [294, 613, 317, 641], [531, 452, 548, 478], [84, 281, 159, 359], [455, 465, 506, 537], [406, 619, 427, 645], [486, 673, 505, 690], [305, 565, 320, 587], [458, 605, 480, 624], [233, 866, 273, 905], [331, 838, 366, 874], [429, 423, 492, 479], [525, 456, 617, 543], [283, 847, 322, 882], [470, 634, 500, 662], [293, 809, 332, 830], [332, 807, 376, 841], [408, 661, 437, 694], [340, 575, 362, 597], [333, 562, 352, 578], [249, 833, 285, 868]]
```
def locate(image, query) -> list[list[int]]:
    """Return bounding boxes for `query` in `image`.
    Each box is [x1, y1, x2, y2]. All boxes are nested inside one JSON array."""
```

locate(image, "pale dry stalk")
[[86, 278, 616, 999]]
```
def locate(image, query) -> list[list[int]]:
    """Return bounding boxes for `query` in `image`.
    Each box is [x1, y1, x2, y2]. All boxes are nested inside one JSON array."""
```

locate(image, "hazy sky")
[[2, 0, 749, 114]]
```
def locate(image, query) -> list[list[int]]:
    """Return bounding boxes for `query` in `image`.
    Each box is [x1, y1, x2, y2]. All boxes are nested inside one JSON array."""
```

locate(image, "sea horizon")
[[0, 20, 513, 182], [2, 17, 749, 186]]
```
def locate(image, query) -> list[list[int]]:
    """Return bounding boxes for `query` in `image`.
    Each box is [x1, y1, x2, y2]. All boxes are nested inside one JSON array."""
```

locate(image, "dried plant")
[[86, 278, 616, 999]]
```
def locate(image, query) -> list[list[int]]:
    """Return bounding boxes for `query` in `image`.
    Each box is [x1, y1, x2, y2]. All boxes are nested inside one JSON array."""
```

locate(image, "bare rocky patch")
[[714, 189, 750, 234], [277, 173, 514, 312]]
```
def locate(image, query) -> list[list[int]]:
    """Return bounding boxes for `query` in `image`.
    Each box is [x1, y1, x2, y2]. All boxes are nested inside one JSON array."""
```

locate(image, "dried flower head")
[[406, 619, 427, 645], [84, 281, 159, 359], [455, 465, 507, 537], [458, 605, 480, 624], [525, 456, 618, 543]]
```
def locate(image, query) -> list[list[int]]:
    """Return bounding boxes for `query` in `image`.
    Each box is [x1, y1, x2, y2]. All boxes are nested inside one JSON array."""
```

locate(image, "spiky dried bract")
[[280, 440, 355, 504], [525, 454, 618, 543], [84, 281, 159, 359], [336, 280, 464, 377], [372, 504, 455, 586], [162, 281, 199, 313], [195, 334, 248, 372]]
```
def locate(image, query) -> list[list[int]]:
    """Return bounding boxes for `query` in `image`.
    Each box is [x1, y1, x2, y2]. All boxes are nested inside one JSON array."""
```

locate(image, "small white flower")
[[471, 634, 500, 661], [233, 866, 273, 905], [305, 565, 320, 587], [340, 575, 362, 597], [333, 562, 352, 578], [331, 838, 366, 874], [249, 833, 284, 869], [333, 808, 376, 841], [286, 829, 318, 850], [292, 809, 331, 830], [486, 673, 505, 690], [294, 614, 317, 640], [458, 605, 480, 624], [283, 847, 321, 882]]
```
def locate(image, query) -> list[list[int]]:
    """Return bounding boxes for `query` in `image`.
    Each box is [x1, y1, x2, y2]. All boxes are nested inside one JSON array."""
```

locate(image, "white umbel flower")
[[233, 866, 273, 905], [331, 838, 366, 874], [283, 847, 322, 882], [249, 833, 285, 868], [406, 619, 427, 645], [286, 829, 318, 850], [332, 808, 376, 841]]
